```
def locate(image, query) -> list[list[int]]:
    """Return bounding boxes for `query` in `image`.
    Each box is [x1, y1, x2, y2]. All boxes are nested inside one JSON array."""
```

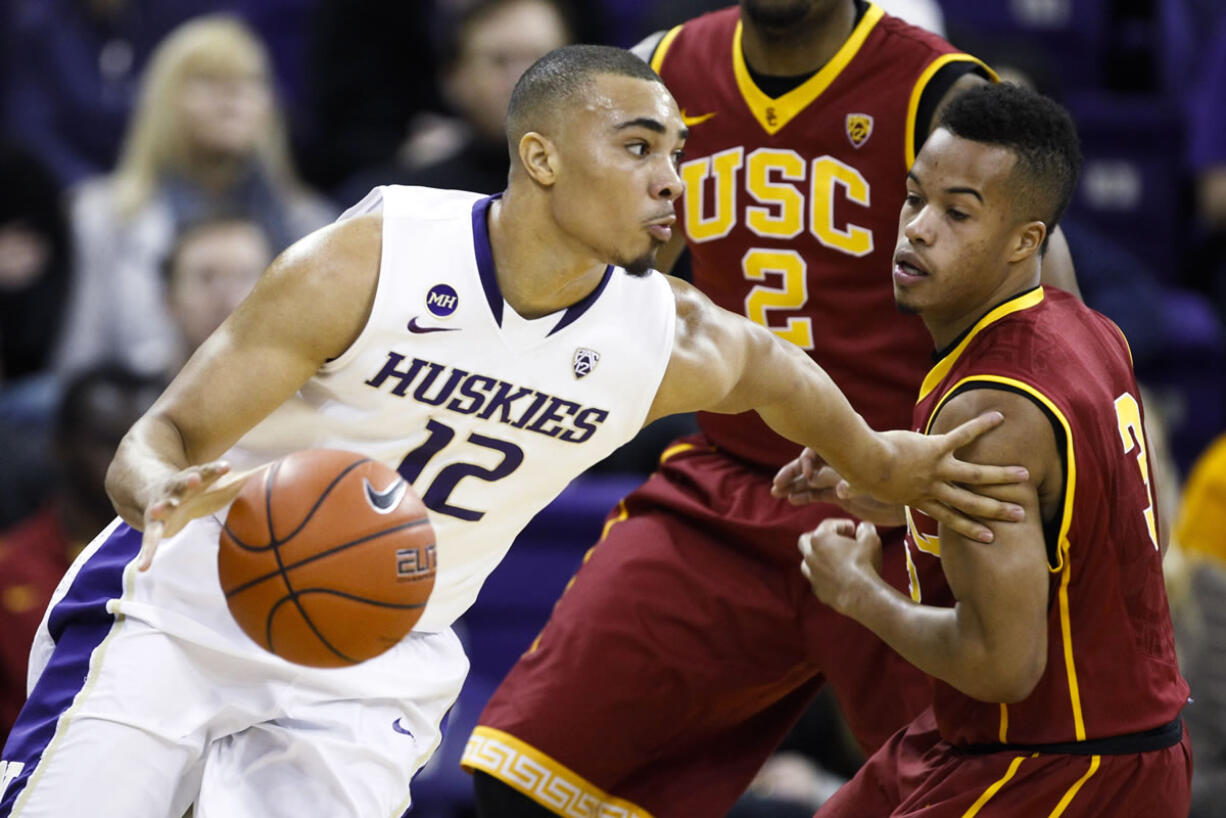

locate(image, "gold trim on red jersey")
[[649, 24, 684, 74], [917, 288, 1046, 404], [730, 4, 884, 135], [463, 727, 656, 818], [905, 54, 1000, 168]]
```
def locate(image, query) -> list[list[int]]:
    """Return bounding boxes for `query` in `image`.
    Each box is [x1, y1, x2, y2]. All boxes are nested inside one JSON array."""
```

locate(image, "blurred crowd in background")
[[1, 1, 1225, 816]]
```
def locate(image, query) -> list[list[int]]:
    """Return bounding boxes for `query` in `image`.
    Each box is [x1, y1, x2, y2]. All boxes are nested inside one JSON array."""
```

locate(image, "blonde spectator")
[[56, 14, 335, 376]]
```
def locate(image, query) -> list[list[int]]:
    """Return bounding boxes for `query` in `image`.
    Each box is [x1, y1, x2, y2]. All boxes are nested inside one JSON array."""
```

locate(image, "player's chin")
[[620, 242, 661, 277], [893, 287, 922, 316]]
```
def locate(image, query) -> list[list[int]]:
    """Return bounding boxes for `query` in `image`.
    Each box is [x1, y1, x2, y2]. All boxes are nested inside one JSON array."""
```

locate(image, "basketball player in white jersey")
[[0, 46, 1026, 818]]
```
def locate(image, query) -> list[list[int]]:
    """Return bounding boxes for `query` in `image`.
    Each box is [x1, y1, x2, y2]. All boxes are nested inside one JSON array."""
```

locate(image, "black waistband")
[[960, 716, 1183, 757]]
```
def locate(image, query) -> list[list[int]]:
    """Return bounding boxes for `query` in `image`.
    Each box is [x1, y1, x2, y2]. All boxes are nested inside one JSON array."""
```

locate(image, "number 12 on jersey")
[[396, 419, 524, 522]]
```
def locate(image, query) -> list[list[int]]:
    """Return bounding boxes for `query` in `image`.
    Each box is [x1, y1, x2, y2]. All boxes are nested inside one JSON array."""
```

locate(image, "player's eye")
[[671, 149, 685, 167], [947, 208, 968, 222], [627, 142, 648, 157], [904, 193, 923, 208]]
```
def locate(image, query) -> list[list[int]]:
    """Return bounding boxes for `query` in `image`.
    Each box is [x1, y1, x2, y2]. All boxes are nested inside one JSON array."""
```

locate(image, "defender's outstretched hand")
[[137, 461, 255, 571], [857, 411, 1027, 543]]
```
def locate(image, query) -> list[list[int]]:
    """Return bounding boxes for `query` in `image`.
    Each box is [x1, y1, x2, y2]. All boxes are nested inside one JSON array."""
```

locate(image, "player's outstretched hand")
[[852, 411, 1028, 543], [771, 449, 905, 526], [137, 461, 255, 571], [798, 518, 883, 615]]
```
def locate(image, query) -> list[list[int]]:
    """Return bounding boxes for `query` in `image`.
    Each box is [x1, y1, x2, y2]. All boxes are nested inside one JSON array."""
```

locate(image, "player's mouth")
[[646, 213, 675, 243], [893, 248, 929, 286]]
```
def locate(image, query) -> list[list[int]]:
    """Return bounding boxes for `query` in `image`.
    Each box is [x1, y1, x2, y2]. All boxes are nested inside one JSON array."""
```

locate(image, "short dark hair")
[[938, 83, 1082, 236], [505, 44, 664, 151]]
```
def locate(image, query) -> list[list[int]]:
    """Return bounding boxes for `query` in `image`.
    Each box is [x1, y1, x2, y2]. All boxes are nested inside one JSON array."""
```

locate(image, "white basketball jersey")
[[214, 185, 674, 631]]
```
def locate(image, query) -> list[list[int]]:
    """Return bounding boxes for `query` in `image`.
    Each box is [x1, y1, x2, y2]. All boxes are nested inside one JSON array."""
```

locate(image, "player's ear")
[[518, 132, 558, 187], [1009, 220, 1046, 264]]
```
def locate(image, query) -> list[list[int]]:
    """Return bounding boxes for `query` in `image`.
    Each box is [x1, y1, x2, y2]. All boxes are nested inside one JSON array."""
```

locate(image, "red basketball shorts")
[[464, 437, 943, 818], [818, 708, 1193, 818]]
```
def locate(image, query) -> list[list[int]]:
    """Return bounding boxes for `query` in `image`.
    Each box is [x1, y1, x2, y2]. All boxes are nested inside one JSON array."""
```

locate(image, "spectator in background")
[[0, 364, 163, 738], [0, 142, 75, 531], [0, 142, 72, 385], [338, 0, 572, 205], [162, 215, 271, 373], [1171, 433, 1226, 818], [55, 14, 335, 378], [1, 0, 213, 188]]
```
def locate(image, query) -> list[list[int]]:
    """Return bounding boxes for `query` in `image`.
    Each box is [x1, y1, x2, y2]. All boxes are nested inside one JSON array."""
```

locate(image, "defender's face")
[[550, 74, 686, 275], [892, 129, 1023, 322], [740, 0, 831, 31]]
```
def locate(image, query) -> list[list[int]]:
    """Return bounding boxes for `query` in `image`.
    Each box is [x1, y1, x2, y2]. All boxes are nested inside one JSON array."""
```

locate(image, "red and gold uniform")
[[466, 5, 993, 816], [819, 287, 1192, 817]]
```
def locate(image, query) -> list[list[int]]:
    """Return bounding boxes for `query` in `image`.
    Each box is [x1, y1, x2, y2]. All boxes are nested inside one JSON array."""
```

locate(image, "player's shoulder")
[[872, 6, 963, 58], [648, 6, 740, 68], [342, 185, 486, 225]]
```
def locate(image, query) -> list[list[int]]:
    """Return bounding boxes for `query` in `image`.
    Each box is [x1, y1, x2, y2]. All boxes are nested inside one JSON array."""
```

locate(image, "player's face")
[[551, 74, 686, 276], [892, 129, 1028, 325]]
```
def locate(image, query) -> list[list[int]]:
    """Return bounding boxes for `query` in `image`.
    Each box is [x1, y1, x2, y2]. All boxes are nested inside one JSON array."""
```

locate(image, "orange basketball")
[[218, 449, 436, 668]]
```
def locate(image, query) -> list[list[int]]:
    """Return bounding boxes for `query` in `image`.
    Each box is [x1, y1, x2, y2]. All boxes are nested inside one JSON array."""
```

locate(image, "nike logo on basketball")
[[680, 109, 716, 126], [391, 718, 414, 737], [408, 316, 460, 334], [364, 477, 408, 514]]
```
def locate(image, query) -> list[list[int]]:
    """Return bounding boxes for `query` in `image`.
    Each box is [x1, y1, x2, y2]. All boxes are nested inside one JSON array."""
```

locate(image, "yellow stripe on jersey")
[[905, 54, 999, 168], [999, 702, 1009, 743], [1047, 755, 1101, 817], [917, 288, 1045, 404], [650, 24, 684, 74], [731, 4, 884, 135], [463, 727, 657, 818], [658, 442, 698, 464], [960, 753, 1036, 818], [927, 373, 1085, 740]]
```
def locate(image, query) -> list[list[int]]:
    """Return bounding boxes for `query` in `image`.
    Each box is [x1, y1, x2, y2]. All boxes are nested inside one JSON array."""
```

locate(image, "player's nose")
[[651, 159, 684, 202], [904, 207, 934, 246]]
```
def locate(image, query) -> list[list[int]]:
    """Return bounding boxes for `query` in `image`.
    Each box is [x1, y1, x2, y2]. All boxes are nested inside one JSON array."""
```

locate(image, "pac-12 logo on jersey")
[[846, 113, 874, 149], [572, 348, 600, 379], [426, 284, 459, 318]]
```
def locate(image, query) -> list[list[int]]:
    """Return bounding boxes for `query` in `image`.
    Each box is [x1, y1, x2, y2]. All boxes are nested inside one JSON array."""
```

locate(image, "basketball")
[[218, 449, 436, 668]]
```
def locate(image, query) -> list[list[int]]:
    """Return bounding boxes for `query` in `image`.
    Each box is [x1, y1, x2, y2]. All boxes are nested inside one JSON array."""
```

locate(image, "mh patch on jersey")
[[572, 348, 600, 379], [845, 113, 874, 149]]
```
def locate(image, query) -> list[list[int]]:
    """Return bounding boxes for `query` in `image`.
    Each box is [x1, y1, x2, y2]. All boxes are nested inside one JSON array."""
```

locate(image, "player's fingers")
[[944, 459, 1030, 486], [815, 517, 857, 539], [855, 521, 879, 544], [771, 460, 804, 496], [137, 519, 164, 572], [933, 483, 1024, 523], [920, 500, 994, 543], [939, 410, 1004, 452]]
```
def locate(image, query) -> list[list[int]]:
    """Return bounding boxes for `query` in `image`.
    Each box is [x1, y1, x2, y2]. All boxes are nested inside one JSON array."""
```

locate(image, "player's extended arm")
[[800, 388, 1056, 702], [106, 214, 383, 568], [647, 278, 1028, 543]]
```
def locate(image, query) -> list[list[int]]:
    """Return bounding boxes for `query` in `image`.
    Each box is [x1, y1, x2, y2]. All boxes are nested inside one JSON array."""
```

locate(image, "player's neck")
[[924, 268, 1042, 350], [486, 193, 609, 319], [740, 0, 856, 77]]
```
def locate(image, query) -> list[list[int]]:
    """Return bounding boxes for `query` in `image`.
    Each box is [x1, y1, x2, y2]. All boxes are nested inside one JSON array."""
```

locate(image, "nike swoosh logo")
[[408, 316, 460, 334], [680, 109, 716, 127], [365, 477, 408, 514], [392, 718, 414, 737]]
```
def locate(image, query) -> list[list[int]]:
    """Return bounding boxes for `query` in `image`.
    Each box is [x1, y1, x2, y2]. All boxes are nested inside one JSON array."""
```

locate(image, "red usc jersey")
[[904, 287, 1189, 748], [652, 3, 990, 468]]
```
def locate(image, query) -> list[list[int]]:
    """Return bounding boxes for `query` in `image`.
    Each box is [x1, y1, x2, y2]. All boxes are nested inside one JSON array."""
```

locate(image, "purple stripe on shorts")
[[0, 523, 140, 816]]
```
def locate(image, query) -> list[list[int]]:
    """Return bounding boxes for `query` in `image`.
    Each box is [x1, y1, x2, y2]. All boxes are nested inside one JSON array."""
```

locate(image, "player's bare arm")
[[106, 213, 383, 568], [647, 277, 1028, 543], [800, 387, 1058, 702]]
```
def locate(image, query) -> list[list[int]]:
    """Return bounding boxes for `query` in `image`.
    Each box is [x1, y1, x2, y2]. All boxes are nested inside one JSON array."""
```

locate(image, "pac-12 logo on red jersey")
[[845, 113, 874, 149]]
